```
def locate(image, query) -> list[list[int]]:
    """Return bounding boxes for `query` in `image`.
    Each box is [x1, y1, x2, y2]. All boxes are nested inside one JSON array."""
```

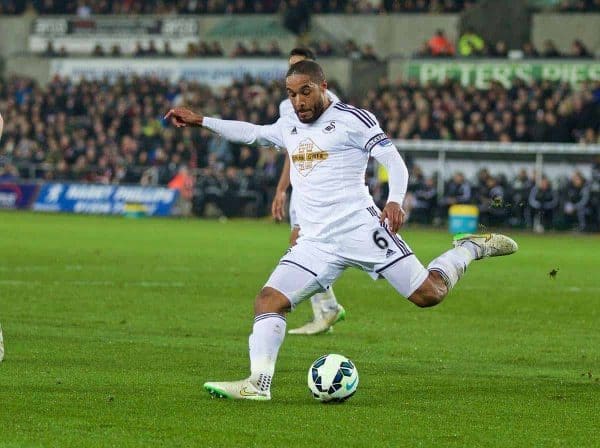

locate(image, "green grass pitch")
[[0, 211, 599, 447]]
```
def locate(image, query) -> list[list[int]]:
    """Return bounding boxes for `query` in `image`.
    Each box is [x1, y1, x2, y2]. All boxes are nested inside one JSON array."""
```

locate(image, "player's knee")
[[254, 287, 291, 316], [408, 275, 447, 308]]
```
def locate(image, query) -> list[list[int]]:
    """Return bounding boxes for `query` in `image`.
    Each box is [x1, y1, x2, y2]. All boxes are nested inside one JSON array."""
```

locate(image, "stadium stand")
[[0, 0, 477, 15], [1, 74, 599, 229]]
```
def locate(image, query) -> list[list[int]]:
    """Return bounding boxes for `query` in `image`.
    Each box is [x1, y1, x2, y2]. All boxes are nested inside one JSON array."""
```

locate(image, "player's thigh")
[[378, 254, 429, 299], [265, 241, 344, 309]]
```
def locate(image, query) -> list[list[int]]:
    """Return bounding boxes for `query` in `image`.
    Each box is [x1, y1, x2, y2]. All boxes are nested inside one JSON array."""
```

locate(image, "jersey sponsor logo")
[[291, 138, 329, 177], [386, 248, 396, 258], [365, 133, 391, 152], [322, 121, 336, 134], [291, 126, 297, 135]]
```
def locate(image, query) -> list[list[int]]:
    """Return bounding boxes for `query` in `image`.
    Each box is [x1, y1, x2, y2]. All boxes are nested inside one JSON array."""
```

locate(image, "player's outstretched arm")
[[165, 107, 282, 148], [0, 112, 4, 141], [372, 144, 409, 233], [271, 156, 291, 221]]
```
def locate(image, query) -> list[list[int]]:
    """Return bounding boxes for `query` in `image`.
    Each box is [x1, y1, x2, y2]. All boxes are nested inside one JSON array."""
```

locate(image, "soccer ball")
[[307, 354, 358, 402]]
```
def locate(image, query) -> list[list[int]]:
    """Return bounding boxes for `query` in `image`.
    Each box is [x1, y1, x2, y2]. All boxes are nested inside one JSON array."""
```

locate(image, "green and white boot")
[[453, 233, 518, 260], [204, 378, 271, 401]]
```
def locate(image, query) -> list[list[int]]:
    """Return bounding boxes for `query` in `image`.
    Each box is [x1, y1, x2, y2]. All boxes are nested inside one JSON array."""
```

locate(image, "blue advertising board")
[[0, 183, 40, 209], [33, 183, 178, 216]]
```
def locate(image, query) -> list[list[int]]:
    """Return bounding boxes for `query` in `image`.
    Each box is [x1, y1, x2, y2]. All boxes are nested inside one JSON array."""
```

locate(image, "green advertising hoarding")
[[407, 60, 600, 89]]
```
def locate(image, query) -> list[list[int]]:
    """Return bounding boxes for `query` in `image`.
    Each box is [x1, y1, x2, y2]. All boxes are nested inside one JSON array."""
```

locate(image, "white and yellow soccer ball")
[[307, 354, 358, 402]]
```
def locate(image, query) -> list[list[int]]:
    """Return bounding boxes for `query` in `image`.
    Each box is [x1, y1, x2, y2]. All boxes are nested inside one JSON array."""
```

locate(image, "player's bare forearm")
[[271, 157, 290, 221], [0, 112, 4, 141]]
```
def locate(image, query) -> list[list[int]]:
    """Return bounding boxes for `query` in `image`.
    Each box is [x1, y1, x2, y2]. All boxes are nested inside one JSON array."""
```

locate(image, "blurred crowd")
[[1, 0, 476, 15], [362, 78, 600, 143], [1, 75, 599, 227], [40, 39, 381, 60], [389, 163, 600, 232], [416, 29, 597, 59], [3, 0, 600, 15]]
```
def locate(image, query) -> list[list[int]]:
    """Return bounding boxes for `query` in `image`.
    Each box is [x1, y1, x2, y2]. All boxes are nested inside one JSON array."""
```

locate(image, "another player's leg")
[[204, 260, 327, 400], [287, 225, 345, 335]]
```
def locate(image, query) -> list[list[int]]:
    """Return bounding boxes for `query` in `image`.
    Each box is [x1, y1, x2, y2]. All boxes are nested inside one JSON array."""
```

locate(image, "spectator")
[[231, 42, 249, 57], [478, 175, 507, 227], [361, 44, 380, 62], [521, 42, 539, 58], [111, 44, 122, 57], [92, 44, 105, 57], [510, 169, 534, 227], [146, 40, 159, 56], [528, 177, 559, 233], [427, 30, 455, 57], [248, 40, 265, 57], [134, 42, 146, 57], [490, 40, 508, 58], [76, 1, 92, 17], [440, 172, 472, 217], [210, 42, 225, 56], [266, 40, 283, 56], [164, 42, 174, 57], [570, 39, 593, 58], [43, 41, 58, 57], [458, 28, 485, 57], [315, 41, 334, 57], [542, 40, 561, 58], [282, 0, 311, 35], [344, 39, 362, 58], [561, 171, 590, 230]]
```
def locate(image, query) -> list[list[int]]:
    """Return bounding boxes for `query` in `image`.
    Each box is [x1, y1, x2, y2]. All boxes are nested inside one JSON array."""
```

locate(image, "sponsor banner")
[[407, 61, 600, 89], [33, 183, 178, 216], [33, 17, 197, 36], [50, 58, 288, 87], [0, 183, 40, 209]]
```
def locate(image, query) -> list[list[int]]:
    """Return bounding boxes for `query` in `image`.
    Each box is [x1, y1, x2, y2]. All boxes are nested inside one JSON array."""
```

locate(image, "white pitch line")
[[0, 280, 186, 288]]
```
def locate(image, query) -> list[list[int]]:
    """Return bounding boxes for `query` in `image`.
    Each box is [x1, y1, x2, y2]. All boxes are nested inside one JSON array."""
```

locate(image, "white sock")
[[311, 288, 339, 316], [427, 246, 474, 290], [248, 313, 286, 391]]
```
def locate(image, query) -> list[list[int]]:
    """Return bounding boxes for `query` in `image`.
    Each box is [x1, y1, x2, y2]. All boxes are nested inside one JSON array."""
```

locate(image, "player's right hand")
[[271, 190, 287, 221], [164, 107, 203, 128]]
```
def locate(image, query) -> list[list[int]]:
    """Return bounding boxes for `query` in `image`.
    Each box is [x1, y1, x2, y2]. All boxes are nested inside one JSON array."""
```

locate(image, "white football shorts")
[[265, 206, 429, 308]]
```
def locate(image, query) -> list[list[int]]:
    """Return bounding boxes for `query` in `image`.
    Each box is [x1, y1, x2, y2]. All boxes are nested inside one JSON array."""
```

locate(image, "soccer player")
[[272, 47, 345, 335], [165, 61, 517, 400]]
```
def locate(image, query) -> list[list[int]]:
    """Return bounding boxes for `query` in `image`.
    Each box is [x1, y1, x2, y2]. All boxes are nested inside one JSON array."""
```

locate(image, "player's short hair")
[[286, 60, 325, 84], [289, 47, 315, 61]]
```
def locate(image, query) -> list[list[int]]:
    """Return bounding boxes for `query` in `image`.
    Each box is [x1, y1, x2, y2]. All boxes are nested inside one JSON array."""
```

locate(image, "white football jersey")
[[257, 100, 393, 240]]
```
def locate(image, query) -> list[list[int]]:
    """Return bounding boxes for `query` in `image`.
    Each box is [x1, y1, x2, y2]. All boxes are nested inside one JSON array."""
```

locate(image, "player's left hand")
[[271, 190, 287, 221], [164, 107, 203, 128], [380, 201, 406, 233]]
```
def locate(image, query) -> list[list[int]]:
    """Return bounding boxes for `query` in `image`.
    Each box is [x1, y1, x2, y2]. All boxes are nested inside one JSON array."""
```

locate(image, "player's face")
[[286, 74, 327, 123]]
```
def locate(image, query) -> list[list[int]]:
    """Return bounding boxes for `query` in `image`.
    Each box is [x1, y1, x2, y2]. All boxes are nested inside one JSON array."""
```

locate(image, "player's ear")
[[321, 80, 328, 92]]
